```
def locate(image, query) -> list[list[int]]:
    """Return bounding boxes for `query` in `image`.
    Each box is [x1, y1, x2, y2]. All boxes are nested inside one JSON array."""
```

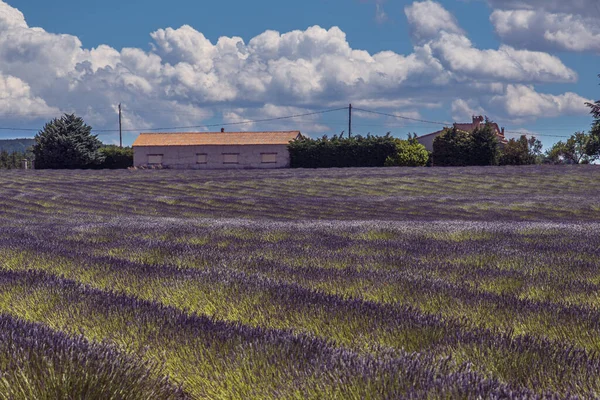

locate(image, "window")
[[261, 153, 277, 164], [223, 153, 239, 164], [148, 154, 163, 164], [196, 153, 208, 164]]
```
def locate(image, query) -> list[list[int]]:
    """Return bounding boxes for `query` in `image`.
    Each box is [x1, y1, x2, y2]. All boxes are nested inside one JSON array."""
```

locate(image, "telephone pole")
[[118, 103, 122, 148], [348, 103, 352, 138]]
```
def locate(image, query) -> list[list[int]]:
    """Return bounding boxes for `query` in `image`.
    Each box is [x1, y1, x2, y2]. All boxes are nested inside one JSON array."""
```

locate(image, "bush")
[[96, 146, 133, 169], [288, 134, 398, 168], [32, 114, 104, 169], [384, 137, 429, 167]]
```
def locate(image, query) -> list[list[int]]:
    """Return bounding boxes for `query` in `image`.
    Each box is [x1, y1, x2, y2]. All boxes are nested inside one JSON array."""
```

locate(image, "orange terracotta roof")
[[132, 131, 302, 147]]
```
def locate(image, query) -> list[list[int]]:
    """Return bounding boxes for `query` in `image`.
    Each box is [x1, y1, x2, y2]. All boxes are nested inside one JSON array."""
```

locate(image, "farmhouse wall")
[[416, 133, 438, 153], [133, 144, 291, 169]]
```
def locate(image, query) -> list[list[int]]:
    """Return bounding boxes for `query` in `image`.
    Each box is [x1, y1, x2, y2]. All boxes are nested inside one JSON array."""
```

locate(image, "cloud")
[[488, 0, 600, 53], [0, 0, 591, 137], [451, 99, 486, 121], [491, 9, 600, 53], [487, 0, 600, 16], [0, 73, 58, 119], [490, 84, 592, 118], [405, 1, 463, 44]]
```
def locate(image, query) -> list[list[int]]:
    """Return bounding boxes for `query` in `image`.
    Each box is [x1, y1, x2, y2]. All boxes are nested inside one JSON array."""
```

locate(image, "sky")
[[0, 0, 598, 149]]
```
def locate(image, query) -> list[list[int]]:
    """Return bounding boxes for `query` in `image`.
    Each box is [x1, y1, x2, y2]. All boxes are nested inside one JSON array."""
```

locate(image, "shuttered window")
[[148, 154, 163, 164], [261, 153, 277, 164], [223, 153, 239, 164], [196, 153, 207, 164]]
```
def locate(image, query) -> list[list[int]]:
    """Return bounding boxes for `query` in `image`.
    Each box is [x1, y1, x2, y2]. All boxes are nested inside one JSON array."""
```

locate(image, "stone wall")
[[133, 144, 291, 169]]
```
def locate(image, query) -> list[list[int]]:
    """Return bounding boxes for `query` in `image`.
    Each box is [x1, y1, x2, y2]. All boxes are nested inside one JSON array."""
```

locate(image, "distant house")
[[416, 116, 508, 152], [132, 130, 302, 169]]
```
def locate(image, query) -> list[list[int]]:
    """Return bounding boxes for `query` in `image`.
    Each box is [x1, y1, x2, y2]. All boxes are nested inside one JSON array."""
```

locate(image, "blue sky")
[[1, 0, 599, 149]]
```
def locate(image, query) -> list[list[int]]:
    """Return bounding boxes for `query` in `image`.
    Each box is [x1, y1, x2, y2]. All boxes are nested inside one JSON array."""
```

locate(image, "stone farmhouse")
[[416, 116, 508, 152], [132, 130, 302, 169]]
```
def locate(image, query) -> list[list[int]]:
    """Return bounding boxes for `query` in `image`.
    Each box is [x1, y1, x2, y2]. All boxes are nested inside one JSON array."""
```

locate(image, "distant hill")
[[0, 139, 35, 153]]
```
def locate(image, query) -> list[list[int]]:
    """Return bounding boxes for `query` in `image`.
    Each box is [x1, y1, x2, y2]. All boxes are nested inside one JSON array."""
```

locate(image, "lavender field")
[[1, 165, 600, 399]]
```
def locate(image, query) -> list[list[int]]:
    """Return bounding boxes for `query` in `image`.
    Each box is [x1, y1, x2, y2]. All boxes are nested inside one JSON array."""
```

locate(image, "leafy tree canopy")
[[384, 134, 429, 167], [499, 135, 542, 166], [546, 131, 598, 164], [585, 74, 600, 157], [32, 114, 105, 169]]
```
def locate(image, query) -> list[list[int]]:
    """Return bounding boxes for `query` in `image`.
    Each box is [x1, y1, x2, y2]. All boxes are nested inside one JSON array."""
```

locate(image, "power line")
[[352, 107, 454, 126], [94, 107, 349, 132]]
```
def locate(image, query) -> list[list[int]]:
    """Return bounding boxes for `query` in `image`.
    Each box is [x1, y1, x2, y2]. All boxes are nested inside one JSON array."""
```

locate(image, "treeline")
[[0, 139, 35, 153], [288, 134, 429, 168], [432, 122, 600, 166], [0, 150, 30, 169], [432, 122, 544, 167]]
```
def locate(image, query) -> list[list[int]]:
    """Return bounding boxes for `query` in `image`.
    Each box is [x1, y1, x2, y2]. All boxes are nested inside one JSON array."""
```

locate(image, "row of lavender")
[[0, 167, 599, 397], [0, 166, 599, 222], [2, 216, 600, 397]]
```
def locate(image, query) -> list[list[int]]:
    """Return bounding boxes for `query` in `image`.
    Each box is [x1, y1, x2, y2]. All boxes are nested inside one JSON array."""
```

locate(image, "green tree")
[[546, 131, 597, 164], [432, 127, 472, 166], [499, 135, 543, 165], [384, 134, 429, 167], [469, 121, 500, 166], [585, 74, 600, 157], [0, 150, 8, 169], [32, 114, 105, 169]]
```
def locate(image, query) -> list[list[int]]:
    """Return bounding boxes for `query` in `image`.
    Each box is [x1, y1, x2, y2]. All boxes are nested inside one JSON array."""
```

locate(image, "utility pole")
[[348, 103, 352, 138], [118, 103, 122, 148]]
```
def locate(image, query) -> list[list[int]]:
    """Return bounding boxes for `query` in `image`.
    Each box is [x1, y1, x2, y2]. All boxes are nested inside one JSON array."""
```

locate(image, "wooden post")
[[348, 103, 352, 138], [119, 103, 123, 148]]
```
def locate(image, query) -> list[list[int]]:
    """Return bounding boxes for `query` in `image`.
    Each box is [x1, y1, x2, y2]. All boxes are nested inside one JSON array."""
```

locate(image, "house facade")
[[132, 131, 302, 169], [417, 116, 508, 152]]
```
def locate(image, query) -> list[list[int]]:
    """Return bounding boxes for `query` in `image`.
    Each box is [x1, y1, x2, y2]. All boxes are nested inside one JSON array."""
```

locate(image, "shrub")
[[288, 134, 398, 168], [384, 137, 429, 167], [96, 146, 134, 169]]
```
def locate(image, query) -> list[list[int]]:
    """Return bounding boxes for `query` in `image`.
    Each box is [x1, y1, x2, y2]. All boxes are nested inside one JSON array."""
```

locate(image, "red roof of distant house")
[[418, 116, 507, 144], [132, 131, 302, 147]]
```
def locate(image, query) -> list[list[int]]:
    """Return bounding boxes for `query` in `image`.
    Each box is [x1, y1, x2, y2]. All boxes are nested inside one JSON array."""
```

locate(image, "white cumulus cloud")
[[0, 0, 592, 139], [488, 0, 600, 53], [491, 84, 592, 118]]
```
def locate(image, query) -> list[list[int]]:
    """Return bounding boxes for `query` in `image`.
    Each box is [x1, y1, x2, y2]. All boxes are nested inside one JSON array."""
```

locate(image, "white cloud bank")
[[0, 0, 592, 138], [489, 0, 600, 53]]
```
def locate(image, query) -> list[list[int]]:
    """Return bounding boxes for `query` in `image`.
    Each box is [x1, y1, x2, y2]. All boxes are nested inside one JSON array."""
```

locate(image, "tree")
[[384, 134, 429, 167], [432, 127, 472, 166], [32, 114, 104, 169], [499, 135, 542, 165], [469, 120, 500, 166], [585, 74, 600, 157], [546, 131, 597, 164]]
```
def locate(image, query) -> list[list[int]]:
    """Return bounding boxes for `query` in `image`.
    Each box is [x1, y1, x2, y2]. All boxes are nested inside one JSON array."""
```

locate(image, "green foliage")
[[433, 121, 500, 166], [32, 114, 105, 169], [384, 135, 429, 167], [585, 74, 600, 157], [0, 150, 28, 169], [95, 145, 134, 169], [546, 131, 598, 164], [432, 127, 472, 166], [499, 135, 543, 166], [288, 133, 398, 168], [470, 121, 500, 166]]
